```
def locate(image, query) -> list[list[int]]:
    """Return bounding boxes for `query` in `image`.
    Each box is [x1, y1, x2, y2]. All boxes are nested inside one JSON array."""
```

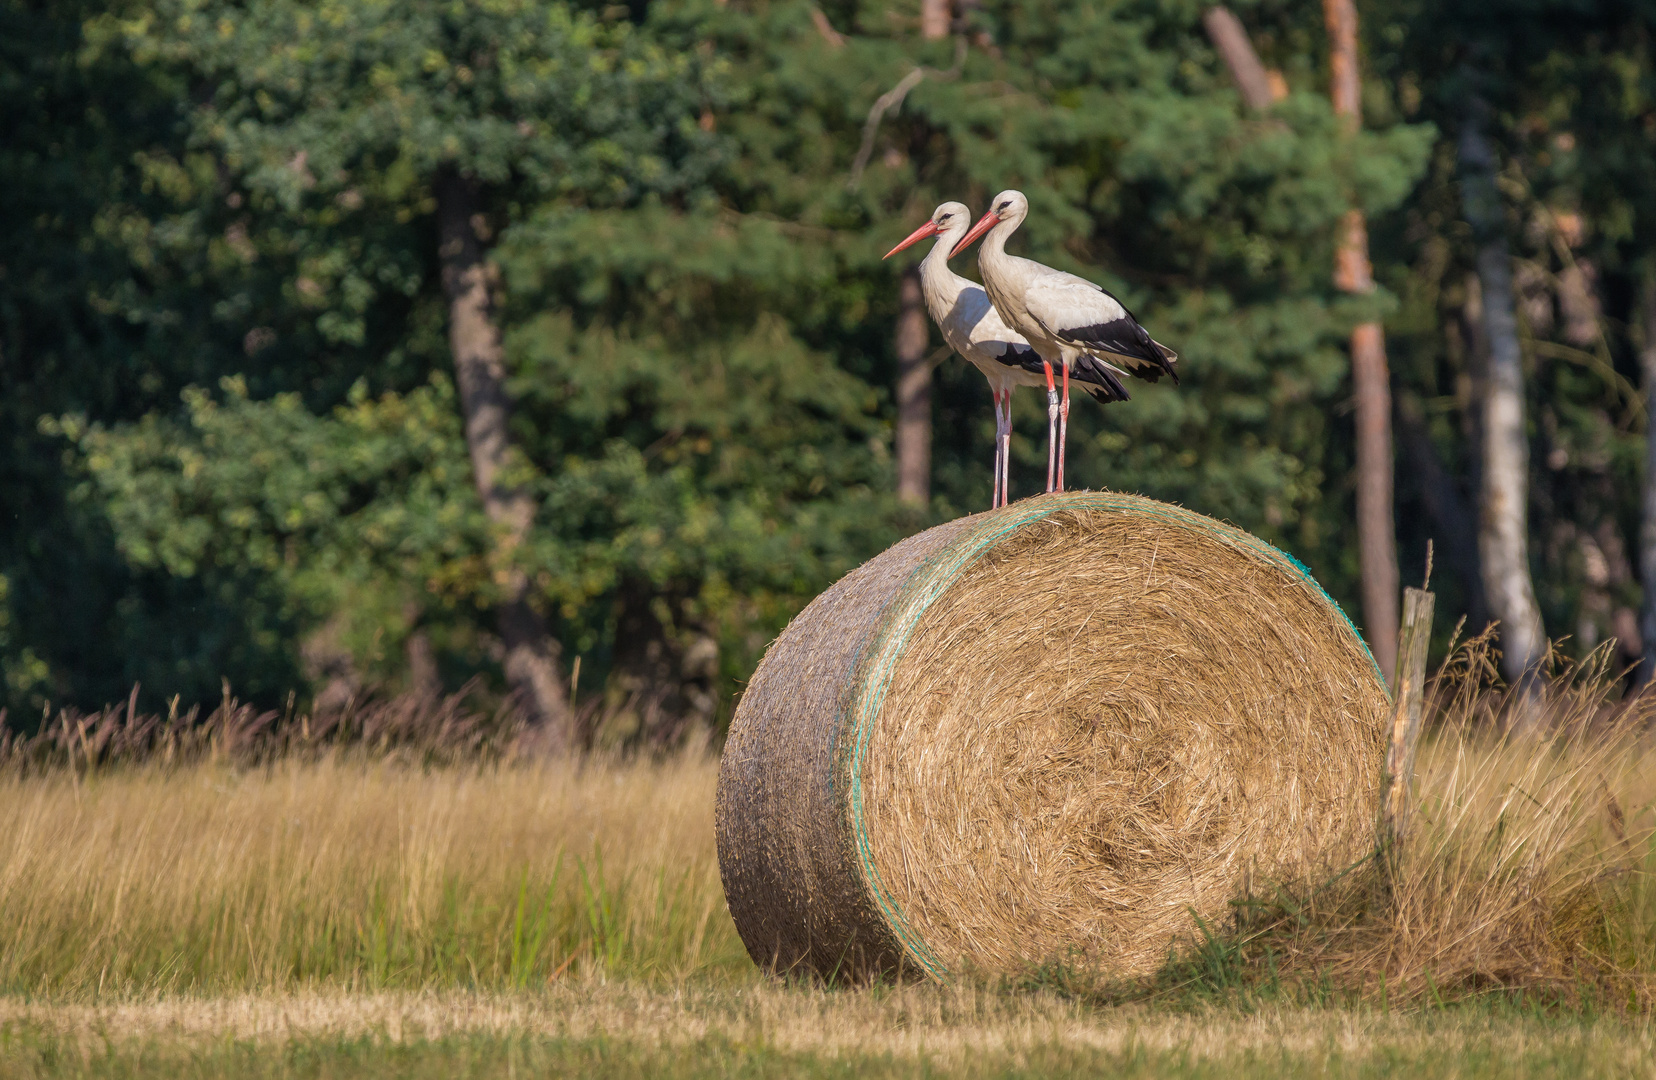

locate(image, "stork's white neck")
[[973, 209, 1026, 316], [978, 210, 1023, 268], [921, 222, 968, 275], [914, 222, 971, 322]]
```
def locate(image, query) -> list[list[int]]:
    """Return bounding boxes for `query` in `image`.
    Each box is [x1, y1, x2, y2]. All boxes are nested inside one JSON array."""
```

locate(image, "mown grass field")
[[3, 656, 1656, 1077], [4, 987, 1656, 1078]]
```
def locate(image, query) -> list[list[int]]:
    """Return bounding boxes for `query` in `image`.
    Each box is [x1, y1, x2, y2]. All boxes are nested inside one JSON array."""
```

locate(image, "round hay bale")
[[716, 491, 1387, 982]]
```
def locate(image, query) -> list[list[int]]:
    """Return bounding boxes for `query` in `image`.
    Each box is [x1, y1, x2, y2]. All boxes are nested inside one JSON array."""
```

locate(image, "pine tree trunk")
[[1457, 99, 1546, 690], [1323, 0, 1399, 684], [1203, 7, 1277, 111], [895, 267, 932, 506], [921, 0, 950, 40], [434, 168, 574, 749], [1639, 279, 1656, 685], [1352, 317, 1399, 683], [897, 5, 946, 503]]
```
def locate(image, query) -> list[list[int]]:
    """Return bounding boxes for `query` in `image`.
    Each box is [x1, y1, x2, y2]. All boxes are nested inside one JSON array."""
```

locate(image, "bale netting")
[[715, 491, 1388, 983]]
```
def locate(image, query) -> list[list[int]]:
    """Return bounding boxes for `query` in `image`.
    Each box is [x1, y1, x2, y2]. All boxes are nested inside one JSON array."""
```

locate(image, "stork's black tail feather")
[[1073, 354, 1130, 404]]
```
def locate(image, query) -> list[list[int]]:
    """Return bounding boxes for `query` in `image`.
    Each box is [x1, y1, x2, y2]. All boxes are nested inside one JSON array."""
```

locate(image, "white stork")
[[953, 189, 1177, 492], [885, 201, 1132, 508]]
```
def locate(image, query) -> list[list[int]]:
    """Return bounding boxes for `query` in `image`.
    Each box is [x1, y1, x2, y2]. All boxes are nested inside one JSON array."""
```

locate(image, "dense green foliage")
[[2, 0, 1652, 723]]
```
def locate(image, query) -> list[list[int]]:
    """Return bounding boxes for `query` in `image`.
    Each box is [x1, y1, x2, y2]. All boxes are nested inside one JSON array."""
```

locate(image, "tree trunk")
[[1203, 7, 1277, 111], [1322, 0, 1399, 684], [1352, 320, 1399, 683], [404, 601, 442, 700], [1322, 0, 1360, 122], [1458, 98, 1546, 690], [1459, 271, 1489, 560], [1640, 278, 1656, 686], [921, 0, 950, 40], [892, 6, 944, 504], [434, 168, 574, 749], [895, 267, 932, 506]]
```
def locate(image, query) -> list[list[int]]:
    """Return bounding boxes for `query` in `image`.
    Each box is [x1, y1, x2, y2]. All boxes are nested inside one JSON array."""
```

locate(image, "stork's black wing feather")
[[1058, 316, 1178, 385], [991, 342, 1041, 368], [1071, 354, 1130, 404]]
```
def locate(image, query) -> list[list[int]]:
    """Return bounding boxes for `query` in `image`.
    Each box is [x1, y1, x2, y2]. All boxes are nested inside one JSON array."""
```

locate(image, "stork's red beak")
[[883, 219, 941, 260], [952, 209, 999, 258]]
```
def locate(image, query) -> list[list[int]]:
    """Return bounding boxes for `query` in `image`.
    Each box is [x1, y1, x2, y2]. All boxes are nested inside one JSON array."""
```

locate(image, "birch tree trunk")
[[1640, 279, 1656, 685], [1457, 98, 1546, 690], [435, 168, 575, 749], [1323, 0, 1399, 684], [895, 267, 932, 506]]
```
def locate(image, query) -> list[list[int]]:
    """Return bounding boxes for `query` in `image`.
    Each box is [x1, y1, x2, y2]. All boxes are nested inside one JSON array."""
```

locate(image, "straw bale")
[[716, 492, 1387, 982]]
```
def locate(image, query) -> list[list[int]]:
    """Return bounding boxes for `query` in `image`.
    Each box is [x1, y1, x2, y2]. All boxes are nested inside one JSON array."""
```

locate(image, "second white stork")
[[885, 201, 1132, 508], [953, 189, 1177, 492]]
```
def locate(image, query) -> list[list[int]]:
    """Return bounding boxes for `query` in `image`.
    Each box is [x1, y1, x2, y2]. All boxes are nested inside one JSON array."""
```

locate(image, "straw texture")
[[716, 492, 1387, 982]]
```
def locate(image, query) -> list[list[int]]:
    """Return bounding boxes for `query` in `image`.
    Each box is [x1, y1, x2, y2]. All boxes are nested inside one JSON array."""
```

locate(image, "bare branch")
[[848, 37, 967, 190], [810, 8, 845, 48]]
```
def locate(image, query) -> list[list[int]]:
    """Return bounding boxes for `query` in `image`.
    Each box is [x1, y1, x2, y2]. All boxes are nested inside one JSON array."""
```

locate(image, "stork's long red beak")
[[883, 219, 941, 260], [952, 209, 999, 258]]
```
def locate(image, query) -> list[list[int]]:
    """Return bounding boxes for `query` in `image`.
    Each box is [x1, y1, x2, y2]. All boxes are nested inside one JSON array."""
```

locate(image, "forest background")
[[3, 0, 1654, 748]]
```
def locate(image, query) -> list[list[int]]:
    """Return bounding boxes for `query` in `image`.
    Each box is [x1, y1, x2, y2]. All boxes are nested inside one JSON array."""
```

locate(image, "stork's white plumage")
[[885, 201, 1131, 508], [954, 189, 1177, 492]]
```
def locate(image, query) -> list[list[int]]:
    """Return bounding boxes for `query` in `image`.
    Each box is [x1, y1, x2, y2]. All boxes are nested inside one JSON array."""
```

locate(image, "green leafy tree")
[[0, 0, 202, 712], [649, 0, 1431, 613], [50, 376, 487, 702], [4, 0, 1485, 735], [22, 0, 901, 738], [100, 0, 730, 743]]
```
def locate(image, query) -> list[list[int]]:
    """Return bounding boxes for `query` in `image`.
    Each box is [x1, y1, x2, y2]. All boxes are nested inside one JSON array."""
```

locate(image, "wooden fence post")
[[1381, 586, 1435, 860]]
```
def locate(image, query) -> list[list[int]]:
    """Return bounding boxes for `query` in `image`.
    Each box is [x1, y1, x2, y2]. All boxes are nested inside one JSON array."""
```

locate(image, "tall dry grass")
[[0, 754, 748, 997], [1108, 637, 1656, 1007], [2, 636, 1655, 1007]]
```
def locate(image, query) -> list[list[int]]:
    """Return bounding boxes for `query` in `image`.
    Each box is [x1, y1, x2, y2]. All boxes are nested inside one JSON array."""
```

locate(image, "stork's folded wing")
[[1026, 278, 1177, 384]]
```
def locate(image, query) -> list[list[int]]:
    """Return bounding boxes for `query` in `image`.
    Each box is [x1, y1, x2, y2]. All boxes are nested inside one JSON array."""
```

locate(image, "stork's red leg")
[[991, 389, 1004, 509], [1057, 363, 1070, 492], [1001, 390, 1012, 506], [1000, 389, 1011, 507], [1042, 360, 1058, 494]]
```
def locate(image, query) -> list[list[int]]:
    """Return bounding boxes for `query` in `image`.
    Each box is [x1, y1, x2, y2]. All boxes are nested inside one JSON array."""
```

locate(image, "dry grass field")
[[2, 646, 1656, 1076], [0, 754, 746, 995]]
